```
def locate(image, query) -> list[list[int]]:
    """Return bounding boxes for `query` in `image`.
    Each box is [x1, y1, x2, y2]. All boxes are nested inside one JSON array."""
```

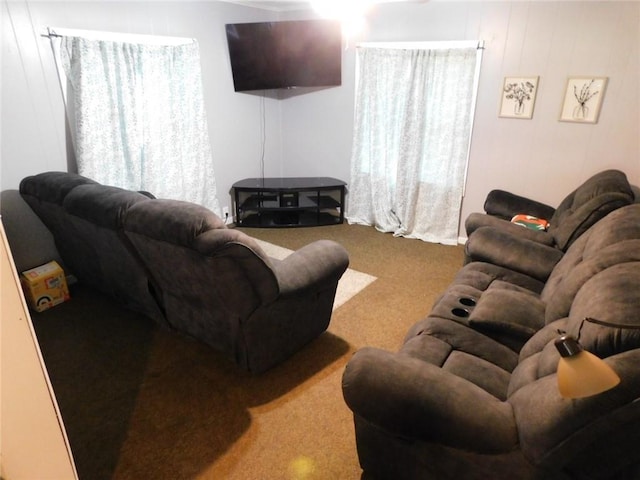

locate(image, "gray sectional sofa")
[[464, 169, 635, 278], [465, 169, 635, 255], [20, 171, 349, 374], [342, 171, 640, 479]]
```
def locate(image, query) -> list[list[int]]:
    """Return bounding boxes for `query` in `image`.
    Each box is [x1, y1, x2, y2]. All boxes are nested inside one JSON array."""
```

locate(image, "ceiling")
[[220, 0, 422, 12], [220, 0, 315, 11]]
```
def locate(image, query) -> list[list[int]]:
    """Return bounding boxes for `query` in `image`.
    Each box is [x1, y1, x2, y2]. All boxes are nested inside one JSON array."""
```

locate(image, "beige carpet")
[[33, 223, 465, 480], [253, 238, 378, 310]]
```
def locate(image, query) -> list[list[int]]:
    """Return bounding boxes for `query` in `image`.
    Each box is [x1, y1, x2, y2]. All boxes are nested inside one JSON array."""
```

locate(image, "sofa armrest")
[[465, 227, 564, 281], [484, 189, 556, 220], [342, 347, 518, 453], [272, 240, 349, 295], [468, 287, 546, 343]]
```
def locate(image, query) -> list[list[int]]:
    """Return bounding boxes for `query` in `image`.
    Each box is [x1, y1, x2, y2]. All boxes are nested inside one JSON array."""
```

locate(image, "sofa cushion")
[[441, 350, 511, 400], [517, 318, 572, 364], [543, 240, 640, 324], [404, 317, 519, 373], [401, 331, 453, 365], [468, 287, 545, 343], [464, 226, 564, 281]]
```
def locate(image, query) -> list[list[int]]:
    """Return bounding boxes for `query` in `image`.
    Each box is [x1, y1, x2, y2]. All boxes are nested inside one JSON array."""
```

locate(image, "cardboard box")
[[20, 261, 70, 312]]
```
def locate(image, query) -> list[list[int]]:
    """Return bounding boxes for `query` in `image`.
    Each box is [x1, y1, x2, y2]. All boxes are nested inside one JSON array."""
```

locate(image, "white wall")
[[2, 1, 639, 237]]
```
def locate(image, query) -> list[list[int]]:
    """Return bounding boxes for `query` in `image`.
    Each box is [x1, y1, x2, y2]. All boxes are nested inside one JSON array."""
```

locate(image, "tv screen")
[[225, 19, 342, 92]]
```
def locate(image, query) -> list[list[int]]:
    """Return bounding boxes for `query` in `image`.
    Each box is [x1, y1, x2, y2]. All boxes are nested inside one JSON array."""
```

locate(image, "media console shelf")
[[233, 177, 346, 228]]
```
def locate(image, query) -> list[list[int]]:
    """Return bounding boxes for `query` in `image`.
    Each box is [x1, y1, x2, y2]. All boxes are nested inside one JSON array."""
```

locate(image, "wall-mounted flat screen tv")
[[225, 19, 342, 92]]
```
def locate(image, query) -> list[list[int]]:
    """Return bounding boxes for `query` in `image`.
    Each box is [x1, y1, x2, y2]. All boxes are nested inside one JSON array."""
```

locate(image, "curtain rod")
[[357, 40, 484, 50], [41, 27, 194, 46]]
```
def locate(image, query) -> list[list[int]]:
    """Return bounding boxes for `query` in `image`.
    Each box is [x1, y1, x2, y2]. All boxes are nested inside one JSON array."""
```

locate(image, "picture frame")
[[559, 77, 608, 124], [499, 76, 539, 119]]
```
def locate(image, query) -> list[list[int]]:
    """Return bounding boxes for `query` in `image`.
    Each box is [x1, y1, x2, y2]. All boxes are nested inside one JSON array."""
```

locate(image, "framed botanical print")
[[559, 77, 608, 124], [499, 76, 539, 119]]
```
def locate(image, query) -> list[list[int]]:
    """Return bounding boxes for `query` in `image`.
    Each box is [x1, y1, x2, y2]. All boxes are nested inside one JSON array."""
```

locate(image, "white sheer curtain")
[[347, 44, 480, 245], [60, 35, 220, 214]]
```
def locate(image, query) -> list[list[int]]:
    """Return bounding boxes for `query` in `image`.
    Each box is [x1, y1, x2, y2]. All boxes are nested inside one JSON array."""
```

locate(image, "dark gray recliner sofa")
[[20, 171, 349, 374], [465, 169, 634, 258], [463, 169, 635, 282], [122, 198, 349, 373], [343, 202, 640, 480]]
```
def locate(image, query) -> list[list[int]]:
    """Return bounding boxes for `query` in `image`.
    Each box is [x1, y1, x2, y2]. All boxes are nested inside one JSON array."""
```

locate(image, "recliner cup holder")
[[459, 297, 477, 307], [451, 308, 470, 318]]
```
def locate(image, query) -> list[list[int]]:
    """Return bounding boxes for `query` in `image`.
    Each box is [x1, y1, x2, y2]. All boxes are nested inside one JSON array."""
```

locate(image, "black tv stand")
[[233, 177, 346, 228]]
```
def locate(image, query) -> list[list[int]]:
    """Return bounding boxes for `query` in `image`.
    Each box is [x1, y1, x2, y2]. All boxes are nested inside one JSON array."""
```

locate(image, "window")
[[348, 41, 483, 245]]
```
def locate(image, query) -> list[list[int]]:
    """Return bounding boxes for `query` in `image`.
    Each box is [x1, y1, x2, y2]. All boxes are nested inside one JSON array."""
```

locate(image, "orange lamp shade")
[[555, 335, 621, 399]]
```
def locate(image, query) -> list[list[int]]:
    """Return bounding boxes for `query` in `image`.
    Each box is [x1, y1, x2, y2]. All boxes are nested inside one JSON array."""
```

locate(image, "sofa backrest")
[[548, 169, 634, 251], [19, 171, 98, 275], [540, 204, 640, 324], [20, 171, 98, 204], [122, 199, 279, 363], [61, 183, 166, 325]]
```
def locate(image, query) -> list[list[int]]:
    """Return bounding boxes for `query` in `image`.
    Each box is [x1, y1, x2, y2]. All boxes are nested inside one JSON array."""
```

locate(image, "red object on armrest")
[[511, 214, 549, 231]]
